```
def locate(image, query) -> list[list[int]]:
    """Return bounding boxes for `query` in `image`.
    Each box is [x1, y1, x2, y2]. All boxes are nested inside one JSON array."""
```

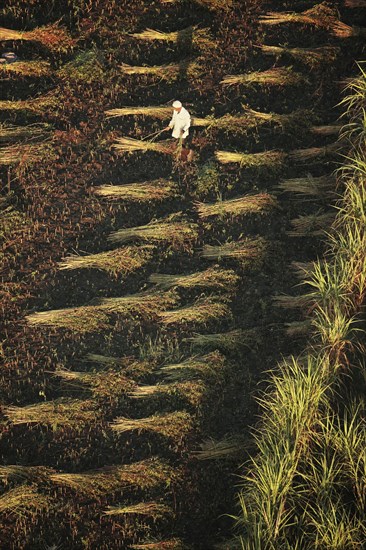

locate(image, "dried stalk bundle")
[[260, 45, 340, 67], [130, 539, 186, 550], [53, 368, 134, 399], [148, 267, 239, 291], [105, 106, 171, 119], [277, 174, 336, 197], [104, 501, 172, 518], [291, 261, 316, 280], [94, 179, 177, 202], [160, 297, 231, 327], [196, 194, 277, 218], [50, 458, 172, 496], [310, 124, 342, 136], [112, 136, 172, 155], [220, 67, 304, 87], [187, 328, 259, 352], [191, 436, 246, 460], [259, 6, 365, 38], [284, 320, 312, 337], [0, 123, 51, 144], [130, 26, 212, 47], [0, 465, 54, 483], [81, 354, 152, 380], [129, 381, 205, 407], [0, 94, 57, 115], [0, 60, 51, 78], [216, 149, 286, 169], [287, 212, 336, 237], [201, 237, 268, 262], [157, 351, 226, 382], [288, 141, 343, 161], [0, 486, 50, 516], [0, 24, 74, 51], [120, 61, 199, 79], [59, 245, 155, 275], [110, 411, 193, 440], [0, 143, 44, 165], [273, 294, 313, 310], [108, 217, 198, 248], [3, 398, 97, 428], [26, 292, 176, 332]]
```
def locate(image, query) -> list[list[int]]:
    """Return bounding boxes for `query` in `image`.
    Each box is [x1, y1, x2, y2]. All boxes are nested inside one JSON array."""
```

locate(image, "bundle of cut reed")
[[129, 381, 205, 407], [157, 351, 226, 382], [288, 141, 343, 161], [0, 94, 57, 115], [3, 398, 97, 428], [277, 174, 337, 197], [110, 411, 193, 440], [310, 124, 342, 136], [196, 194, 277, 219], [120, 61, 200, 79], [104, 501, 172, 518], [80, 354, 153, 381], [59, 245, 155, 275], [0, 465, 54, 483], [215, 149, 286, 169], [220, 67, 304, 87], [108, 217, 198, 249], [130, 26, 212, 47], [191, 436, 246, 460], [130, 539, 186, 550], [50, 458, 172, 496], [0, 60, 51, 78], [94, 179, 177, 202], [285, 320, 312, 337], [273, 293, 313, 310], [291, 261, 316, 280], [0, 123, 51, 144], [105, 106, 171, 119], [0, 24, 74, 51], [159, 297, 231, 327], [53, 368, 134, 399], [149, 267, 239, 291], [112, 136, 172, 155], [26, 291, 177, 332], [259, 7, 366, 38], [0, 143, 43, 165], [260, 44, 340, 67], [287, 212, 336, 237], [201, 237, 268, 262], [187, 328, 260, 352], [0, 486, 51, 516]]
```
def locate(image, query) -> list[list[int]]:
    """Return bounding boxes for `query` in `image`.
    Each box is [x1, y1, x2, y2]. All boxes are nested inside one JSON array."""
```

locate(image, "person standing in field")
[[165, 100, 194, 162], [165, 100, 191, 139]]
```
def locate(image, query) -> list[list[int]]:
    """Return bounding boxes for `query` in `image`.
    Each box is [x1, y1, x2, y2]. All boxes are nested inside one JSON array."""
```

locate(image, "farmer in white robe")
[[165, 100, 191, 139]]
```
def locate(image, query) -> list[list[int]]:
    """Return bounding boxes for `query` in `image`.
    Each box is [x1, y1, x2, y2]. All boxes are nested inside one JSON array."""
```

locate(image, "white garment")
[[169, 106, 191, 138]]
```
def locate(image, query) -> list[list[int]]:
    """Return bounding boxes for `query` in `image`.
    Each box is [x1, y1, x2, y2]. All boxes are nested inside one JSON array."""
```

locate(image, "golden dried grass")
[[196, 194, 277, 218], [94, 179, 177, 202]]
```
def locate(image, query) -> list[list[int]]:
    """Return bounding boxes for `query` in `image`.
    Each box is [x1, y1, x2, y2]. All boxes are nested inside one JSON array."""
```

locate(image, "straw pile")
[[285, 320, 312, 337], [104, 501, 172, 518], [288, 141, 343, 161], [120, 62, 180, 77], [159, 297, 231, 327], [0, 94, 57, 115], [191, 436, 246, 460], [148, 267, 239, 291], [0, 486, 50, 516], [110, 411, 193, 439], [201, 237, 268, 262], [287, 212, 336, 237], [94, 179, 177, 202], [0, 123, 51, 144], [215, 149, 286, 169], [0, 60, 51, 78], [196, 194, 277, 218], [130, 540, 186, 550], [108, 217, 198, 249], [273, 294, 313, 310], [157, 351, 226, 382], [187, 328, 260, 352], [2, 398, 97, 428], [0, 24, 74, 51], [277, 174, 337, 197], [105, 106, 171, 119], [220, 67, 304, 87], [112, 136, 172, 155], [26, 291, 177, 332], [260, 45, 340, 67], [59, 245, 155, 275], [50, 458, 172, 496], [0, 143, 43, 165]]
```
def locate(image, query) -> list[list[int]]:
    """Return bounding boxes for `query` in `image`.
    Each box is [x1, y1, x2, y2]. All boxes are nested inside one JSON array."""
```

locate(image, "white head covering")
[[172, 100, 182, 109]]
